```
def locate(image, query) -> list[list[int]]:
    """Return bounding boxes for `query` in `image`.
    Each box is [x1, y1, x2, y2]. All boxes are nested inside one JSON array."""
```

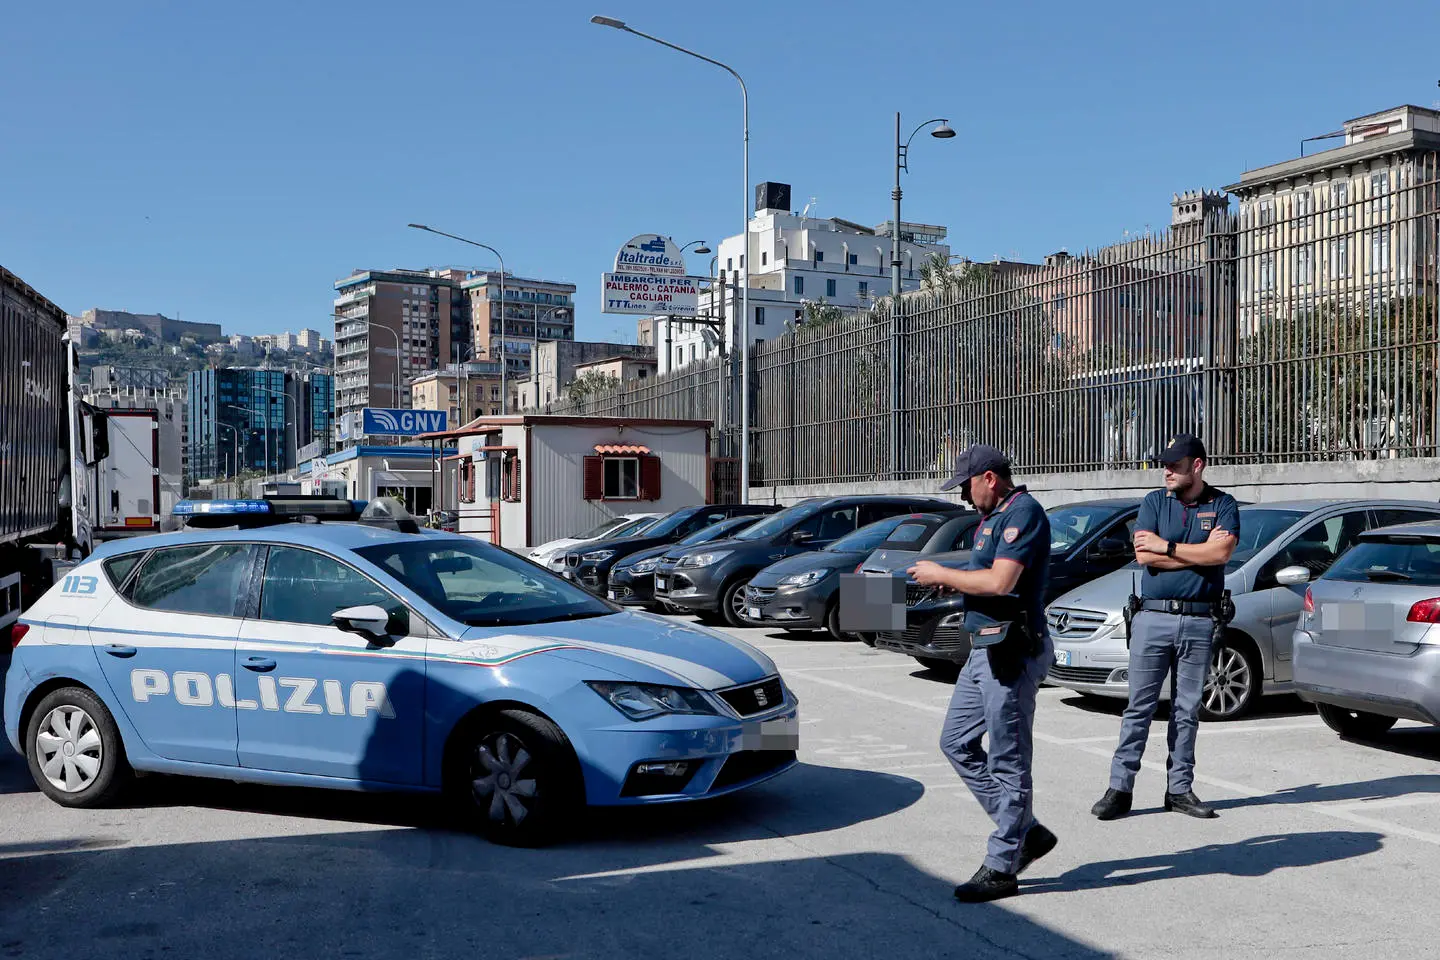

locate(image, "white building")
[[654, 181, 950, 374]]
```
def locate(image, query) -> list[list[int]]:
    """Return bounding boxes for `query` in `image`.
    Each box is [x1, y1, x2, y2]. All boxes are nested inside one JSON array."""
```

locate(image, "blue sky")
[[3, 0, 1438, 341]]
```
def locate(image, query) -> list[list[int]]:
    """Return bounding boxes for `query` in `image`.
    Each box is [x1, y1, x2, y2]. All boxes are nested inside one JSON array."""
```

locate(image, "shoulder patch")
[[1003, 526, 1019, 543]]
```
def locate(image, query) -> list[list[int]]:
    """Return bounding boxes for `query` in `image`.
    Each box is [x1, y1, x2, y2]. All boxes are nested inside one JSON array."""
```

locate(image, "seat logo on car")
[[754, 688, 769, 708], [129, 669, 395, 719]]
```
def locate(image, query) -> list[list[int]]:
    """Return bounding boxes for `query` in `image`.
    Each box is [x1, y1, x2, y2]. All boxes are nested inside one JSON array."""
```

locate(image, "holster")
[[974, 609, 1040, 684], [1122, 593, 1142, 648]]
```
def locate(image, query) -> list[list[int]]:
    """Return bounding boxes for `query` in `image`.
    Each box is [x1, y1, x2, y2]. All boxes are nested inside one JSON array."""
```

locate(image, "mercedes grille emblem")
[[1055, 612, 1071, 633]]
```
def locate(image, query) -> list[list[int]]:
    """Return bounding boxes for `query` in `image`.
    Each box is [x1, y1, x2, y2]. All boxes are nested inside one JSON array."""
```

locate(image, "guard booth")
[[418, 415, 715, 551]]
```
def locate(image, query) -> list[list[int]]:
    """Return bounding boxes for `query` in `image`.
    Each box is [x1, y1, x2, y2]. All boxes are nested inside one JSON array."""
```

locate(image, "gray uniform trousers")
[[939, 633, 1055, 875], [1108, 610, 1214, 795]]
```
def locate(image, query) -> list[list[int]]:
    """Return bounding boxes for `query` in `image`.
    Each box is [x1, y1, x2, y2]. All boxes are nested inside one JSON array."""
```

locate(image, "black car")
[[564, 503, 777, 596], [654, 495, 958, 627], [607, 514, 769, 610], [746, 510, 974, 640], [870, 498, 1144, 677]]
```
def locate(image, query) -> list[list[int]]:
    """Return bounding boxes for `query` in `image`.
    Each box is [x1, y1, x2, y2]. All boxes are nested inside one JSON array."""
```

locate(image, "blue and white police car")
[[3, 497, 799, 845]]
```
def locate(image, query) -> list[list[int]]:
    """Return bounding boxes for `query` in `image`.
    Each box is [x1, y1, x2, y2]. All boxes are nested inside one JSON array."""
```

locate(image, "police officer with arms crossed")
[[1091, 433, 1240, 822], [909, 445, 1057, 903]]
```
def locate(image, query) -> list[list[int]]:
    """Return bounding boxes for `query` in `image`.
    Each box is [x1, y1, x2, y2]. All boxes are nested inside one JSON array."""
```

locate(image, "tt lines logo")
[[131, 669, 396, 718]]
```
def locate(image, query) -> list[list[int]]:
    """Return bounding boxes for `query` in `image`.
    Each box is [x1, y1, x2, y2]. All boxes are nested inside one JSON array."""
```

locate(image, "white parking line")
[[1050, 721, 1325, 744], [787, 662, 926, 673], [791, 669, 1440, 847], [1338, 794, 1440, 812]]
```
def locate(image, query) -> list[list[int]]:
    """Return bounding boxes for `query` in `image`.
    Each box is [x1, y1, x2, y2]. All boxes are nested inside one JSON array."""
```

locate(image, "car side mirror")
[[1275, 565, 1311, 587], [1091, 536, 1130, 559], [791, 529, 815, 544], [332, 604, 405, 646]]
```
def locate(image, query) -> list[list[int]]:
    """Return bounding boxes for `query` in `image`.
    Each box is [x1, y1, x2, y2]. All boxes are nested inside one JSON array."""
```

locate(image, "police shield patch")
[[1003, 526, 1019, 543]]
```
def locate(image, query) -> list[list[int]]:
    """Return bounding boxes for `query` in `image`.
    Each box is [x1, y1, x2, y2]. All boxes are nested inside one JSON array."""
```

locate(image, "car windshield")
[[825, 515, 911, 553], [356, 539, 615, 627], [1226, 508, 1311, 571], [733, 505, 806, 541], [879, 519, 942, 550], [1325, 538, 1440, 585], [678, 516, 754, 546], [604, 516, 659, 539], [634, 509, 696, 539], [579, 517, 629, 539], [1048, 505, 1125, 553]]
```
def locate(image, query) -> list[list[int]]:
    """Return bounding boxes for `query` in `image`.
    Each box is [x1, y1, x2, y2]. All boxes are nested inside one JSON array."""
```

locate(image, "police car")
[[4, 497, 799, 846]]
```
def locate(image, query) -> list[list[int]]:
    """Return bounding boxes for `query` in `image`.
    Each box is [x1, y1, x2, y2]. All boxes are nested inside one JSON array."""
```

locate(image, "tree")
[[565, 371, 623, 412]]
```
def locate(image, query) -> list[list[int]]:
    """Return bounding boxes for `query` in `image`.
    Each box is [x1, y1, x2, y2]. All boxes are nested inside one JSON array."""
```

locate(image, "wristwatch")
[[1165, 541, 1177, 558]]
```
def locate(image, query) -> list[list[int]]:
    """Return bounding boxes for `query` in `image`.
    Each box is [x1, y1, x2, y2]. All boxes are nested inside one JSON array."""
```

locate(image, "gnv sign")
[[361, 408, 448, 437]]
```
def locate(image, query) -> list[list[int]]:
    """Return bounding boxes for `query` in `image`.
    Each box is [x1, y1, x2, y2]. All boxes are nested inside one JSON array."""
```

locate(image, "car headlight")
[[582, 549, 616, 562], [680, 550, 731, 568], [778, 569, 829, 587], [585, 681, 718, 720], [629, 558, 659, 574]]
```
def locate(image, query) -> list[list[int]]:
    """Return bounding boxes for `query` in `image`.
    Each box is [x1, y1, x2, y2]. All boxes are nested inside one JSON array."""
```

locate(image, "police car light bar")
[[173, 495, 369, 528]]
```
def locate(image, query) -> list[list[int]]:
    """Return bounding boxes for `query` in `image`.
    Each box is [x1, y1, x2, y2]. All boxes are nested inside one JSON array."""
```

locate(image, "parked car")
[[1294, 519, 1440, 738], [3, 498, 799, 847], [858, 511, 985, 579], [745, 510, 974, 640], [867, 499, 1143, 677], [1047, 499, 1440, 720], [564, 503, 778, 597], [527, 513, 665, 568], [544, 515, 667, 576], [655, 496, 957, 628], [608, 515, 769, 611]]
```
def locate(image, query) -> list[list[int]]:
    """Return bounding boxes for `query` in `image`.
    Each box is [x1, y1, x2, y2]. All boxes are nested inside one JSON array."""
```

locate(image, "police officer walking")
[[1092, 434, 1240, 822], [909, 445, 1057, 903]]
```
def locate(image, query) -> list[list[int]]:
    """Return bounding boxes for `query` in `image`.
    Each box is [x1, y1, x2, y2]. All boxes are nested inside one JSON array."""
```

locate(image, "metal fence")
[[544, 152, 1440, 486]]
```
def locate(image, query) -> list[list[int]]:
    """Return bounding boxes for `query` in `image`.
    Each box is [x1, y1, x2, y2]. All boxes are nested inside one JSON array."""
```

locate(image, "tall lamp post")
[[591, 15, 751, 503], [215, 421, 241, 480], [889, 112, 954, 479], [225, 404, 264, 484], [406, 224, 509, 410]]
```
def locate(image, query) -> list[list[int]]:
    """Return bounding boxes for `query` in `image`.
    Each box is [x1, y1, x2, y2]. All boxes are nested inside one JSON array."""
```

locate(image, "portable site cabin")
[[418, 415, 718, 551]]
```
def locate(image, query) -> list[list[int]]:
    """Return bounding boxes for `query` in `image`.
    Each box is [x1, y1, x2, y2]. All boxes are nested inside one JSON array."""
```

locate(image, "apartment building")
[[513, 340, 655, 410], [460, 272, 577, 381], [409, 360, 507, 426]]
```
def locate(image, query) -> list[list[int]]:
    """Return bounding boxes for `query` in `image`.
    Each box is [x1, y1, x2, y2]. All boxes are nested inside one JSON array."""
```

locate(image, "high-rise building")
[[289, 369, 335, 460], [186, 368, 291, 483], [460, 272, 577, 382], [332, 268, 475, 440]]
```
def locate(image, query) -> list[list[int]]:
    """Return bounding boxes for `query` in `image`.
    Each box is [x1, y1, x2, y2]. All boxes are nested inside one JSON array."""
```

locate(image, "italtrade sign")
[[600, 233, 701, 317]]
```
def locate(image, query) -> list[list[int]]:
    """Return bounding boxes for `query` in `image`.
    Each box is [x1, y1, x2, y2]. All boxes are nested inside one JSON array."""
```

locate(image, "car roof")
[[1361, 519, 1440, 538], [86, 522, 449, 560], [1242, 498, 1440, 512], [1054, 498, 1144, 510]]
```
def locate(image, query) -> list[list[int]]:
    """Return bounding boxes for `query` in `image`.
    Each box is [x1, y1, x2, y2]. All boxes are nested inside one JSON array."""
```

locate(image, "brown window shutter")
[[640, 455, 662, 501], [583, 455, 604, 501], [508, 457, 522, 503]]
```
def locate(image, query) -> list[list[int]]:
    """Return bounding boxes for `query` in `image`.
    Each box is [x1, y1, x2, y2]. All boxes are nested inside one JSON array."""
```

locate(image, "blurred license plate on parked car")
[[1054, 650, 1072, 666]]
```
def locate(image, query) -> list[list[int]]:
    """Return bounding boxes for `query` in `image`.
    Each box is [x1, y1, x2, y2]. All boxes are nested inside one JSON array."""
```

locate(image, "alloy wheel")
[[1203, 646, 1252, 718]]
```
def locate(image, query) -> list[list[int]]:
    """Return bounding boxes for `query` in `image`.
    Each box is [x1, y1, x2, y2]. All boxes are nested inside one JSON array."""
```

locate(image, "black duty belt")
[[1140, 598, 1215, 617]]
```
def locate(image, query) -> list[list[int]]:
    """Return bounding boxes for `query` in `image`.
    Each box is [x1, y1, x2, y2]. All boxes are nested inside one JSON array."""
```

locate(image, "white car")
[[529, 514, 666, 570]]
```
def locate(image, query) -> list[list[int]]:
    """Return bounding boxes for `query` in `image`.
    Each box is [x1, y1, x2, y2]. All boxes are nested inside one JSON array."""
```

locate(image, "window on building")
[[756, 306, 765, 326], [727, 258, 733, 270], [690, 344, 697, 363], [1258, 253, 1276, 291], [676, 347, 683, 367], [1330, 237, 1350, 277], [1331, 181, 1350, 220], [1294, 190, 1313, 234], [1372, 172, 1391, 216], [826, 278, 837, 297], [858, 281, 869, 298], [1295, 245, 1315, 285], [583, 454, 661, 501], [1258, 199, 1276, 226], [849, 253, 858, 265], [761, 252, 768, 265], [605, 458, 639, 498], [794, 276, 804, 296], [1372, 231, 1391, 273], [814, 250, 824, 263]]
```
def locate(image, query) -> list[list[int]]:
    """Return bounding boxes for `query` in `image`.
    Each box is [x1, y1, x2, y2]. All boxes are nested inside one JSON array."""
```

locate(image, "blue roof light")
[[173, 499, 273, 516]]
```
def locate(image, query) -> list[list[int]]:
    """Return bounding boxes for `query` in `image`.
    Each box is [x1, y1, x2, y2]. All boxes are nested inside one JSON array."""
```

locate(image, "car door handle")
[[103, 644, 137, 658], [242, 656, 277, 673]]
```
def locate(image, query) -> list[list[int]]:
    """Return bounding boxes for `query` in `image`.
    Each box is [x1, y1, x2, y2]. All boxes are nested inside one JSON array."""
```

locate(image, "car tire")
[[824, 602, 850, 642], [24, 686, 131, 808], [1199, 635, 1262, 721], [858, 633, 877, 647], [446, 708, 584, 848], [1316, 703, 1399, 739], [914, 657, 961, 681], [720, 578, 753, 628]]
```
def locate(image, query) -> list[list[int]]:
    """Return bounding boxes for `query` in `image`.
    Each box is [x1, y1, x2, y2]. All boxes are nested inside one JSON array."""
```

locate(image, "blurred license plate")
[[740, 713, 799, 751], [1054, 650, 1071, 667], [747, 606, 761, 620], [607, 590, 616, 600], [655, 576, 668, 592]]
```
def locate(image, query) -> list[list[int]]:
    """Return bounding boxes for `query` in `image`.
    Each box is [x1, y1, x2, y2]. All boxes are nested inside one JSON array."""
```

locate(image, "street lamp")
[[591, 15, 752, 503], [407, 224, 510, 410], [215, 421, 241, 480], [889, 112, 954, 479], [225, 404, 264, 482]]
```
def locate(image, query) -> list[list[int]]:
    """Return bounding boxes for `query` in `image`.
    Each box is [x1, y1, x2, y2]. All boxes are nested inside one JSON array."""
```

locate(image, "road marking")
[[789, 668, 1440, 847], [1337, 794, 1440, 812], [788, 662, 927, 673], [1050, 721, 1325, 744]]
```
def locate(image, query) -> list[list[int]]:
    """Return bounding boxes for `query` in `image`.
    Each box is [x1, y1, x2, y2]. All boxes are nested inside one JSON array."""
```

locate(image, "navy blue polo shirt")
[[1137, 485, 1240, 601], [965, 486, 1051, 635]]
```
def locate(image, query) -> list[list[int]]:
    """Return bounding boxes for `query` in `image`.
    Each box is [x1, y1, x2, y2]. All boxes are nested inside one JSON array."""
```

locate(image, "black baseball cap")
[[940, 444, 1010, 492], [1160, 433, 1206, 464]]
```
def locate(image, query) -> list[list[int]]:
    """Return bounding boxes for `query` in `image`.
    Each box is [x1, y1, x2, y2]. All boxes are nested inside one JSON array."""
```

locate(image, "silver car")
[[1046, 500, 1440, 720], [1295, 520, 1440, 738]]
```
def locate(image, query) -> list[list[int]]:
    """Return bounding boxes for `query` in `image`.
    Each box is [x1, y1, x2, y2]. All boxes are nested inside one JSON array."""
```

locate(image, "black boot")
[[1164, 790, 1217, 819], [953, 865, 1019, 903], [1017, 823, 1057, 875], [1091, 788, 1132, 821]]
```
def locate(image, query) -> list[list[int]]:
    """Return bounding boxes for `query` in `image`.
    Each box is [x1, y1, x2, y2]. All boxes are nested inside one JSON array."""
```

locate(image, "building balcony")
[[334, 286, 376, 307]]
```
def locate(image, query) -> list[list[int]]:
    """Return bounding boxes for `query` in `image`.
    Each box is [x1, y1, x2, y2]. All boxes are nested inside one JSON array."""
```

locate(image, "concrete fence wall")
[[748, 458, 1440, 509]]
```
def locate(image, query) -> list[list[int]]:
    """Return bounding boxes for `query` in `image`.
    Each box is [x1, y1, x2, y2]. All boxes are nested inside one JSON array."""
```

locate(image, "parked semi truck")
[[1, 264, 160, 639]]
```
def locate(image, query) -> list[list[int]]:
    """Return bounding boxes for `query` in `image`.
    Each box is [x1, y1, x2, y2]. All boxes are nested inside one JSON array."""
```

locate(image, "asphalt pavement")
[[3, 628, 1438, 960]]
